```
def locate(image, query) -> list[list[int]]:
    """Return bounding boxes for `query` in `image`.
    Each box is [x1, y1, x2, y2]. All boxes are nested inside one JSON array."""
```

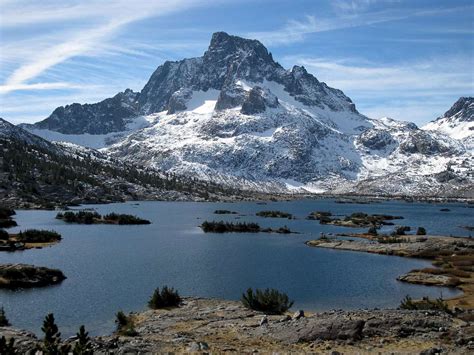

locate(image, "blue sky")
[[0, 0, 473, 125]]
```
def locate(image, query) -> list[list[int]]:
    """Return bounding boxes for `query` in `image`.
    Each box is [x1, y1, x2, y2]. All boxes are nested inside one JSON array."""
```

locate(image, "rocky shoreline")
[[1, 297, 473, 353], [306, 234, 474, 309]]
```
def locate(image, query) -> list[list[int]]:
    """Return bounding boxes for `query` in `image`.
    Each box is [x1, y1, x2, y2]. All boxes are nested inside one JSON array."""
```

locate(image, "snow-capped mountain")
[[423, 97, 473, 150], [1, 117, 241, 207], [17, 32, 474, 197]]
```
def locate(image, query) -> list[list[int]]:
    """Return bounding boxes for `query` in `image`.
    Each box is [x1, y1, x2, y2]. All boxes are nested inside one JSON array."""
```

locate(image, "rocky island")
[[56, 211, 151, 225], [307, 211, 404, 227], [0, 264, 66, 289], [200, 221, 295, 234], [0, 229, 62, 251]]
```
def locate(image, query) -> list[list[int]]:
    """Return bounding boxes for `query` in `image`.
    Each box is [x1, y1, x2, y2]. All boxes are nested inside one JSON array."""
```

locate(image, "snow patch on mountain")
[[27, 115, 154, 149]]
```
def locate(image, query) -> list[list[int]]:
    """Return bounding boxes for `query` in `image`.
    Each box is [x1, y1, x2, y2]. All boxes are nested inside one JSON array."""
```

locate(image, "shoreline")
[[2, 296, 473, 353], [3, 192, 473, 211], [306, 234, 474, 309]]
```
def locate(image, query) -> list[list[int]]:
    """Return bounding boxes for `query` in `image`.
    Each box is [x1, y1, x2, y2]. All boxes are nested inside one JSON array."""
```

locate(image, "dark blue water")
[[0, 199, 471, 336]]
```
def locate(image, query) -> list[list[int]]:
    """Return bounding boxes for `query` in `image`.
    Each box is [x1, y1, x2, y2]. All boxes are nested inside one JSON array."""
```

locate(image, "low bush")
[[367, 226, 378, 236], [274, 226, 291, 234], [241, 288, 293, 315], [377, 236, 408, 244], [416, 227, 427, 235], [394, 226, 411, 235], [148, 286, 181, 309], [115, 311, 137, 337], [399, 295, 450, 313]]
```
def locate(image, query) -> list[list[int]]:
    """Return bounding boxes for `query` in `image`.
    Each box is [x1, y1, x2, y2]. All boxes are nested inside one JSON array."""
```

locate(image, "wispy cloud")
[[0, 0, 218, 94], [331, 0, 400, 14], [0, 82, 91, 94], [248, 4, 473, 46]]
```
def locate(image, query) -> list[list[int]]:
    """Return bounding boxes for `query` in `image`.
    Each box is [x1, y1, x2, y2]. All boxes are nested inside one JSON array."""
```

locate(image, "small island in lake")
[[56, 211, 151, 225], [214, 210, 238, 214], [307, 211, 403, 228], [256, 210, 293, 219], [0, 264, 66, 289], [200, 221, 295, 234], [0, 229, 61, 251]]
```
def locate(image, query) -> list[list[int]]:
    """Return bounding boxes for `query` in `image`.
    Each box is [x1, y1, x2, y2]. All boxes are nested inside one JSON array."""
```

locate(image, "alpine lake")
[[1, 198, 472, 336]]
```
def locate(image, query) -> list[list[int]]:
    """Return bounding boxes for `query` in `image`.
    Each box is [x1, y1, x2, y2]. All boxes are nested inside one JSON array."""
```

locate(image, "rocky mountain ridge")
[[14, 32, 474, 198], [0, 118, 250, 208]]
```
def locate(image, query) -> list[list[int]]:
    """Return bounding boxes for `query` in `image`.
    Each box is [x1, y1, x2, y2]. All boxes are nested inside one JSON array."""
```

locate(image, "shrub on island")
[[306, 211, 332, 221], [103, 213, 151, 225], [367, 226, 378, 236], [376, 236, 408, 244], [115, 311, 137, 337], [17, 229, 62, 243], [214, 210, 237, 214], [57, 211, 150, 225], [57, 211, 100, 224], [201, 221, 261, 233], [256, 210, 292, 219], [148, 286, 182, 309], [416, 227, 427, 235], [241, 288, 294, 315]]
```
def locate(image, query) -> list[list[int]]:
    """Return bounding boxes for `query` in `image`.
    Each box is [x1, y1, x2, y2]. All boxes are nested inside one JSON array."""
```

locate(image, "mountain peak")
[[441, 96, 474, 122], [205, 31, 272, 62]]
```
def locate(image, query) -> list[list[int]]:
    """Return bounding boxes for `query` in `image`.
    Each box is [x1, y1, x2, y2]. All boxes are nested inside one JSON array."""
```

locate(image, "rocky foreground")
[[2, 297, 474, 353]]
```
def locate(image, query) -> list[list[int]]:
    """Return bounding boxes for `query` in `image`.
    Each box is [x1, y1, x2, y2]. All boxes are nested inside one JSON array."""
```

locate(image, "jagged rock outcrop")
[[21, 89, 140, 135]]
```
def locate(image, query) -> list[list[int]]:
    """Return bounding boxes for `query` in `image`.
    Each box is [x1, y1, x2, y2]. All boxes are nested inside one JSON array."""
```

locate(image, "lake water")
[[1, 199, 471, 336]]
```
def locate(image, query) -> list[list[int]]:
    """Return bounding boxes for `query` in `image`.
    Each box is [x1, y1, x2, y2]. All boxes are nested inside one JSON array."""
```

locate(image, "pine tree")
[[72, 325, 92, 355], [38, 313, 70, 355], [0, 307, 11, 326]]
